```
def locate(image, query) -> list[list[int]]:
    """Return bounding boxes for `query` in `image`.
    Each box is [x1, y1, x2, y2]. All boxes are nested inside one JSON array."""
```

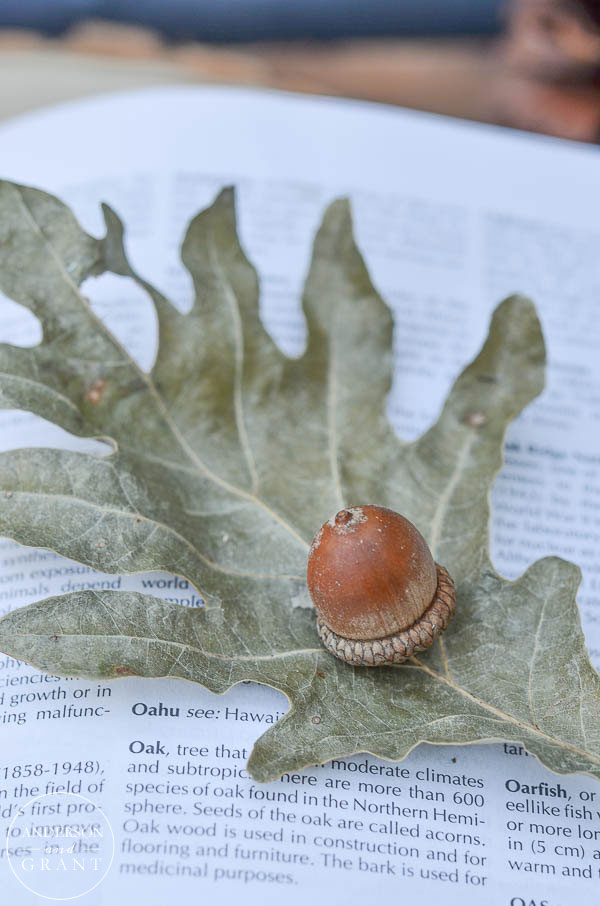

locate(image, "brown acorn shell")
[[307, 505, 438, 641], [317, 564, 456, 666]]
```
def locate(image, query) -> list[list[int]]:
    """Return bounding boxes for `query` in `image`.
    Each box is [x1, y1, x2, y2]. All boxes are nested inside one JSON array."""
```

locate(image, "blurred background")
[[1, 0, 599, 141]]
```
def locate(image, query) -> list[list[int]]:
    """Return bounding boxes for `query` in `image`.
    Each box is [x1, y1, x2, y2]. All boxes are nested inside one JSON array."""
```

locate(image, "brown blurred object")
[[504, 0, 600, 77], [64, 20, 164, 59], [496, 0, 600, 140], [1, 11, 599, 142], [0, 27, 501, 130]]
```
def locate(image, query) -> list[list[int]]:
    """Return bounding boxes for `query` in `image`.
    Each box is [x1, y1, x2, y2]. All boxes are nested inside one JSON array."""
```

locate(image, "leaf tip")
[[100, 202, 123, 233], [322, 196, 352, 229], [214, 185, 236, 209], [493, 292, 542, 331], [489, 292, 546, 371], [533, 554, 583, 590], [495, 292, 537, 319]]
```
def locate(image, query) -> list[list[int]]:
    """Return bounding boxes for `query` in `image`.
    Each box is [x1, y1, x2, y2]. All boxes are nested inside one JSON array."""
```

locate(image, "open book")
[[1, 85, 600, 904]]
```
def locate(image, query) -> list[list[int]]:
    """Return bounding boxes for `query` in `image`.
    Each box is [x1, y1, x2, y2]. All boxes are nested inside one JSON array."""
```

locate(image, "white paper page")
[[1, 86, 600, 905]]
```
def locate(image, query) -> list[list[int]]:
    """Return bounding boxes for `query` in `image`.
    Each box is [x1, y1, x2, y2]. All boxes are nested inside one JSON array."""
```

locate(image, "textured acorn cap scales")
[[307, 505, 456, 667]]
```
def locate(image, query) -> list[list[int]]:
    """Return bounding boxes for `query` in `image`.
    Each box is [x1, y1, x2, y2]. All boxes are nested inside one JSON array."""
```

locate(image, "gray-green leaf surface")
[[0, 180, 598, 782]]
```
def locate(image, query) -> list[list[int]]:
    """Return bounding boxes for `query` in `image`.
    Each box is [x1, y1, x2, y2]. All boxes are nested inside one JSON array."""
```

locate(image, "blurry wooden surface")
[[0, 20, 598, 141]]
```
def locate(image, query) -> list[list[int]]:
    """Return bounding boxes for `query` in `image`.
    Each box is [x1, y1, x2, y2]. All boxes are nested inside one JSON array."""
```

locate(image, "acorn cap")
[[307, 505, 456, 667]]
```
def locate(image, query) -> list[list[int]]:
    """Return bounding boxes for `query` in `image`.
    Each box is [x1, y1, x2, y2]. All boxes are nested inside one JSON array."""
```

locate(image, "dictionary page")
[[1, 86, 600, 905]]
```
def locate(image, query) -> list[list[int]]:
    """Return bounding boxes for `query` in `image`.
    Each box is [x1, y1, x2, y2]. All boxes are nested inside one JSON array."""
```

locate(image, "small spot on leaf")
[[463, 412, 486, 428], [85, 379, 107, 405]]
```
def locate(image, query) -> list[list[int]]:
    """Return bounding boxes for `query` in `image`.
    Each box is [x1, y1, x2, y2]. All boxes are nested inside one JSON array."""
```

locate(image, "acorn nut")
[[307, 505, 455, 667]]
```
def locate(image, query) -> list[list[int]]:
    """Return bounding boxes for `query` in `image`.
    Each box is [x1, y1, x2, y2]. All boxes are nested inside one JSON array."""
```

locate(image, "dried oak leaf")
[[0, 180, 599, 783]]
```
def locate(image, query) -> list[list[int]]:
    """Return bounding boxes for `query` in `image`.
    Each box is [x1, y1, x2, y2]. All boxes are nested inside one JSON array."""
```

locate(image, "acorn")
[[307, 505, 455, 667]]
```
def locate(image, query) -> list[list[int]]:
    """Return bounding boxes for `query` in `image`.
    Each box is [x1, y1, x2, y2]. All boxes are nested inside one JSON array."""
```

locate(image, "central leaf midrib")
[[327, 304, 345, 511], [208, 239, 259, 495], [428, 431, 475, 559]]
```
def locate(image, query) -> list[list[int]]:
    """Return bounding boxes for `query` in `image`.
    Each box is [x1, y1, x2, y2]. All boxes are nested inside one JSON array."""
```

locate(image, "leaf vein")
[[9, 490, 303, 581], [406, 658, 600, 768]]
